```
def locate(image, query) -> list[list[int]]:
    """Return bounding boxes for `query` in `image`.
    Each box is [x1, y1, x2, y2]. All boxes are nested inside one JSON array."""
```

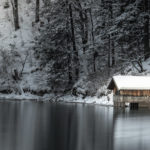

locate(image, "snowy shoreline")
[[0, 93, 113, 106], [0, 93, 40, 101], [56, 94, 113, 106]]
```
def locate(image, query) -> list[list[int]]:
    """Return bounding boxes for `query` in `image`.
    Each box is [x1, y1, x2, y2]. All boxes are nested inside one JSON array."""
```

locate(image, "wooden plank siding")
[[113, 87, 117, 94], [119, 90, 150, 97]]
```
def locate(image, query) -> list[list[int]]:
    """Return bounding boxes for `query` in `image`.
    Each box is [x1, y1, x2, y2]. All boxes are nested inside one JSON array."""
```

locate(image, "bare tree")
[[109, 1, 115, 66], [75, 0, 89, 75], [89, 6, 96, 72], [69, 2, 79, 80]]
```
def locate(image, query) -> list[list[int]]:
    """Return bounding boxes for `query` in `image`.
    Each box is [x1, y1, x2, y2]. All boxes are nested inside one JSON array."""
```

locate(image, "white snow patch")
[[50, 92, 114, 106], [0, 93, 40, 100]]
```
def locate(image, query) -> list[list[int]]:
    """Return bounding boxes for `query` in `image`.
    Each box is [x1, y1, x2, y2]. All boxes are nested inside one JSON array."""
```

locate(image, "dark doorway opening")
[[130, 103, 139, 109]]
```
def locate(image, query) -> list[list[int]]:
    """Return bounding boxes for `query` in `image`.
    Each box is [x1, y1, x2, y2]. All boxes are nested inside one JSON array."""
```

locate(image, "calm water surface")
[[0, 101, 150, 150]]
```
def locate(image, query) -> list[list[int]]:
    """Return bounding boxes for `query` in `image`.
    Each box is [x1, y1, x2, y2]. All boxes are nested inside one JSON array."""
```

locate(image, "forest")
[[0, 0, 149, 101]]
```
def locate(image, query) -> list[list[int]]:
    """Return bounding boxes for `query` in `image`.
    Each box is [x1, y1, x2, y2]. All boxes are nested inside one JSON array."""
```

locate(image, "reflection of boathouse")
[[107, 76, 150, 108]]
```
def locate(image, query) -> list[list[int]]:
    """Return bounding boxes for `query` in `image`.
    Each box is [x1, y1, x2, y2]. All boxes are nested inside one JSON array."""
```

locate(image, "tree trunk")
[[111, 40, 115, 66], [144, 0, 149, 60], [35, 0, 40, 22], [108, 35, 111, 67], [79, 8, 88, 54], [110, 1, 115, 66], [68, 52, 72, 84], [89, 8, 96, 72], [66, 2, 73, 85], [11, 0, 20, 30], [69, 3, 79, 80], [76, 0, 88, 75]]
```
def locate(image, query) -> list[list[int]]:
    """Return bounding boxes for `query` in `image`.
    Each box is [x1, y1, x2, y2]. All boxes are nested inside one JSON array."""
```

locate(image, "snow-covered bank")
[[42, 92, 113, 106], [61, 95, 113, 106], [64, 94, 113, 106], [0, 93, 40, 101], [0, 92, 113, 106]]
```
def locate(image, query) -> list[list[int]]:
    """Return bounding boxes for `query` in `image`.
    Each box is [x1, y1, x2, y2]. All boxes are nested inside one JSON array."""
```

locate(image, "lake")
[[0, 101, 150, 150]]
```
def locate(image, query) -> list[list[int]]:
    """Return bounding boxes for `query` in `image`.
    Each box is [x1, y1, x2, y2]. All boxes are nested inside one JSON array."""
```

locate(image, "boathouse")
[[107, 76, 150, 108]]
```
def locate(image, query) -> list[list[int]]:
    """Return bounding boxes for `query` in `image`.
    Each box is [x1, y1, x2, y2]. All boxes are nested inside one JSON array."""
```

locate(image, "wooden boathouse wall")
[[113, 89, 150, 108], [119, 90, 150, 97], [112, 85, 150, 108], [113, 87, 150, 97]]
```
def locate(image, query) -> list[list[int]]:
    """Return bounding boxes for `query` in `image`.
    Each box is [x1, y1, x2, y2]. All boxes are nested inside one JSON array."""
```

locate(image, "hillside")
[[0, 0, 149, 104]]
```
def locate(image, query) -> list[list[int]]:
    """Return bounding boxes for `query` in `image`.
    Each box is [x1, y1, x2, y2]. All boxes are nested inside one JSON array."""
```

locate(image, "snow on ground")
[[42, 92, 113, 106], [0, 93, 40, 101], [0, 0, 46, 93], [61, 93, 113, 106], [0, 0, 34, 50], [0, 92, 113, 106], [142, 58, 150, 73]]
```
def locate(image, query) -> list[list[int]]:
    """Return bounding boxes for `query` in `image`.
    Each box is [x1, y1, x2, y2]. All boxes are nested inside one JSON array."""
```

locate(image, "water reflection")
[[114, 108, 150, 150], [0, 101, 150, 150]]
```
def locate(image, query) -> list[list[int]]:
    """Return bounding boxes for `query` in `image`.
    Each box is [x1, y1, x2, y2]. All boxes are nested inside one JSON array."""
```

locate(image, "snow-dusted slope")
[[0, 0, 34, 51], [0, 0, 46, 95], [0, 0, 37, 74]]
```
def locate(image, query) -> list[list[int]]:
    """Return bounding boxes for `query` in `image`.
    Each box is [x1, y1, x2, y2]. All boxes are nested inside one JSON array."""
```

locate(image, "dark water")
[[0, 101, 150, 150]]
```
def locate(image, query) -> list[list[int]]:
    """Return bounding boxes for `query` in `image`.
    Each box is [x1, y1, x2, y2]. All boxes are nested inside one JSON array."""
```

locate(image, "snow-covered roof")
[[108, 75, 150, 90]]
